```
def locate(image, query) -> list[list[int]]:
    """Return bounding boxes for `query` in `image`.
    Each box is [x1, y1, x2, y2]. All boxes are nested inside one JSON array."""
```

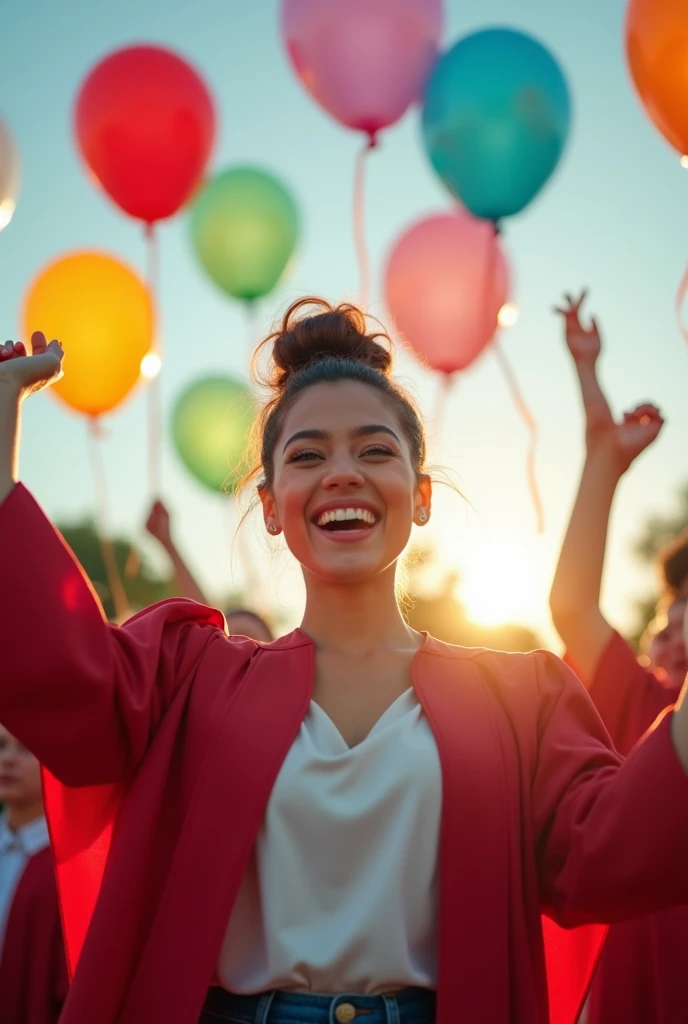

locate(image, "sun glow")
[[456, 536, 539, 627]]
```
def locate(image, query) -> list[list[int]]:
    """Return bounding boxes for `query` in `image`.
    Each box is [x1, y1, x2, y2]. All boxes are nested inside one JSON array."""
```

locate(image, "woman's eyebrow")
[[282, 424, 400, 452], [283, 428, 328, 451], [353, 424, 401, 443]]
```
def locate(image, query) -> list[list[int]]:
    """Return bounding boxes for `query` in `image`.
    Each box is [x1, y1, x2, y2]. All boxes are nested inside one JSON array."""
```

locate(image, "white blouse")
[[216, 686, 442, 995]]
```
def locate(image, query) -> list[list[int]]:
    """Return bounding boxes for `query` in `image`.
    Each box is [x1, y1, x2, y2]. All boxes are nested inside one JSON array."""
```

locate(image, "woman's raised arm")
[[548, 293, 663, 685], [0, 335, 227, 786]]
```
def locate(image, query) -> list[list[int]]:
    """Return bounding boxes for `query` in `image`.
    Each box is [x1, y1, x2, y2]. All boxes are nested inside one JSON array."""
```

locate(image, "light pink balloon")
[[385, 211, 510, 376], [282, 0, 443, 141]]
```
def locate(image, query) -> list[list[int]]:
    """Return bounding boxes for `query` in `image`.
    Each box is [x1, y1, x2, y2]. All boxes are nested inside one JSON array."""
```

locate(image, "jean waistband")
[[200, 985, 436, 1024]]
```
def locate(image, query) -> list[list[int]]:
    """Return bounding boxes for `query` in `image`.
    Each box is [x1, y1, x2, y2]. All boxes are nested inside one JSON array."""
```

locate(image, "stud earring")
[[418, 509, 427, 523], [268, 523, 278, 534]]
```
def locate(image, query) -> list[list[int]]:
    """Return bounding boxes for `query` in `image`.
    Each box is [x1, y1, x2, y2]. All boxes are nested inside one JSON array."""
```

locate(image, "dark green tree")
[[56, 520, 174, 621], [628, 482, 688, 647], [632, 482, 688, 563]]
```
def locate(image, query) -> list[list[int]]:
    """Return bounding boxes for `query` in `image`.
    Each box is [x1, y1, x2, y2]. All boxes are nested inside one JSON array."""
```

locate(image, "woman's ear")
[[258, 486, 282, 537], [414, 474, 432, 526]]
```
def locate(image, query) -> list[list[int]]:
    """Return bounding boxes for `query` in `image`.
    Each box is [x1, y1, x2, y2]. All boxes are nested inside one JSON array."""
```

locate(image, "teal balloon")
[[189, 166, 299, 302], [172, 376, 255, 493], [421, 29, 571, 222]]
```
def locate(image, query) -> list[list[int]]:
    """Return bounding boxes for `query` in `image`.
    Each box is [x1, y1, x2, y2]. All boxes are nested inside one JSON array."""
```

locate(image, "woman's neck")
[[301, 567, 418, 656]]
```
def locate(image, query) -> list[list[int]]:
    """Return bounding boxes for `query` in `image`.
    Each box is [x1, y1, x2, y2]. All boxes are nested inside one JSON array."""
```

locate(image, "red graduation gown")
[[4, 483, 688, 1024], [0, 847, 68, 1024], [568, 633, 688, 1024]]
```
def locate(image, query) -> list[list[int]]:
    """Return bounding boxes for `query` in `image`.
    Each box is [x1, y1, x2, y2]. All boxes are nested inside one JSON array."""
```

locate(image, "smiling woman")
[[4, 306, 688, 1024], [243, 297, 431, 589]]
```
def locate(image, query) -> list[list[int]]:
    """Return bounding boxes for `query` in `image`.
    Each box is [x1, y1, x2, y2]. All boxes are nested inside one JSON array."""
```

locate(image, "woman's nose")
[[321, 455, 365, 489]]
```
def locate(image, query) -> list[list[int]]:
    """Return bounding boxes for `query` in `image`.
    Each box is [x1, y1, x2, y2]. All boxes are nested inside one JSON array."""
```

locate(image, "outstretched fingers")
[[31, 331, 48, 354], [553, 288, 589, 320], [572, 288, 588, 313], [0, 341, 27, 361]]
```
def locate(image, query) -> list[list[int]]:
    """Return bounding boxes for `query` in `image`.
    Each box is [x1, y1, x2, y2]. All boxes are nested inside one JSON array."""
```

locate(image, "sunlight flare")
[[456, 536, 538, 627]]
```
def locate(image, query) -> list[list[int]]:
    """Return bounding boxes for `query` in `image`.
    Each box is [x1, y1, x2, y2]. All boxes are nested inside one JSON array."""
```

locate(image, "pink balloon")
[[282, 0, 443, 141], [384, 211, 510, 376]]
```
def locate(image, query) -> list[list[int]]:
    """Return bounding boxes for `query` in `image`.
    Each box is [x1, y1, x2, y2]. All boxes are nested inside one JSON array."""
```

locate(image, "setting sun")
[[456, 536, 540, 627]]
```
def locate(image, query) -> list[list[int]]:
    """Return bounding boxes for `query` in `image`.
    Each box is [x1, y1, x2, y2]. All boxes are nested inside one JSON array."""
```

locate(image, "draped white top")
[[217, 686, 442, 995]]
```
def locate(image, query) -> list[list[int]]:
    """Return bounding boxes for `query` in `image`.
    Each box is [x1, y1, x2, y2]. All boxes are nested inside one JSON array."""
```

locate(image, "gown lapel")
[[413, 644, 511, 1023], [122, 634, 315, 1021]]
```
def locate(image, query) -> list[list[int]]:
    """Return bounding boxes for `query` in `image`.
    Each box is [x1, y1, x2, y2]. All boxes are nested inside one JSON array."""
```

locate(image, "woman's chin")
[[302, 548, 395, 586]]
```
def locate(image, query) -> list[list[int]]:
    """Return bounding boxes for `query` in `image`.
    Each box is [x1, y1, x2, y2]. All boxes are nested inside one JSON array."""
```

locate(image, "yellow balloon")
[[23, 251, 154, 417]]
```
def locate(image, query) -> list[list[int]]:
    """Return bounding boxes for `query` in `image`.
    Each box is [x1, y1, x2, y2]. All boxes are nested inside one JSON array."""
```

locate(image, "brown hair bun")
[[244, 294, 427, 493], [258, 297, 393, 392]]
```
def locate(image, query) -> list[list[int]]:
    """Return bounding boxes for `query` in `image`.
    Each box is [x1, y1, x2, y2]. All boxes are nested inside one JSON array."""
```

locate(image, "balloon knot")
[[88, 417, 107, 439], [367, 133, 378, 150]]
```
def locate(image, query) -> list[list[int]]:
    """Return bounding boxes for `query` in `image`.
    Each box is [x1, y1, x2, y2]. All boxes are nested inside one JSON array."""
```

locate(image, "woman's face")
[[0, 725, 42, 808], [651, 597, 688, 687], [225, 612, 273, 644], [261, 380, 430, 586]]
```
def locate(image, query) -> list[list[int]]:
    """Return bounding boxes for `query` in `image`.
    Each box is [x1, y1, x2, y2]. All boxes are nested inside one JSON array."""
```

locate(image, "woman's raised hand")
[[554, 290, 601, 365], [145, 499, 173, 549], [612, 402, 664, 468], [0, 332, 64, 399]]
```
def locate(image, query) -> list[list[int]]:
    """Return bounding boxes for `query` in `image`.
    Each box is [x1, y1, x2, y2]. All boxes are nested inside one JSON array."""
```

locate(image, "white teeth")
[[315, 507, 377, 527]]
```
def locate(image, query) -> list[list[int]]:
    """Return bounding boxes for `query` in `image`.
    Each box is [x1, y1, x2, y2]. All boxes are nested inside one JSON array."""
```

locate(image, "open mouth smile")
[[311, 504, 381, 542]]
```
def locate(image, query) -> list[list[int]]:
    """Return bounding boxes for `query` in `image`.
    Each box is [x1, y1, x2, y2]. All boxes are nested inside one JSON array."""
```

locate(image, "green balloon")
[[189, 166, 299, 302], [171, 376, 256, 493]]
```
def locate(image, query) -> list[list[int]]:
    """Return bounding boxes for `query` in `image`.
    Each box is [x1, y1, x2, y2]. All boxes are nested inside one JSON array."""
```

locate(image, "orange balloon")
[[626, 0, 688, 155], [23, 251, 153, 417]]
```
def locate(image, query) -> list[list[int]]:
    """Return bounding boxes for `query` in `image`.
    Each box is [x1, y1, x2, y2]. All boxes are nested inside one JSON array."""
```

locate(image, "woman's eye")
[[287, 449, 323, 463], [361, 445, 395, 457]]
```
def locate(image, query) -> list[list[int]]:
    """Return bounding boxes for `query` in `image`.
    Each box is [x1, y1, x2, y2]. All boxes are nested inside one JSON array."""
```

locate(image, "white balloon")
[[0, 118, 20, 231]]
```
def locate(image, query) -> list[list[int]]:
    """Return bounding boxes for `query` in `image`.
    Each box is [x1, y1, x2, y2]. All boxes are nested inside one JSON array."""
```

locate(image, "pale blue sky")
[[2, 0, 688, 642]]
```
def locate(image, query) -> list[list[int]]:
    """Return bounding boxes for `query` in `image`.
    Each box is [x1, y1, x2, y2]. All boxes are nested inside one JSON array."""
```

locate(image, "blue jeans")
[[199, 986, 436, 1024]]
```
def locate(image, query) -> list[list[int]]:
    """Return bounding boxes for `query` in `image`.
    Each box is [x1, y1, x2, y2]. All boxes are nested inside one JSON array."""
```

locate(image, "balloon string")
[[145, 223, 162, 500], [483, 222, 499, 344], [492, 340, 544, 533], [353, 137, 376, 307], [88, 419, 130, 621], [675, 263, 688, 344], [245, 300, 261, 359], [432, 373, 454, 446]]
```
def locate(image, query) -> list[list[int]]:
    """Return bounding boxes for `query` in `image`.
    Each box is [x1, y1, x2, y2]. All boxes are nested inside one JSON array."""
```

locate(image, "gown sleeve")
[[583, 631, 679, 756], [532, 650, 688, 927], [0, 483, 227, 786]]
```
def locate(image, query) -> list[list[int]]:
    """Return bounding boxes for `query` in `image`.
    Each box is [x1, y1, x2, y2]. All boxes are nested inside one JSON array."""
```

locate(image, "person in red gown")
[[0, 725, 67, 1024], [550, 290, 688, 1023], [2, 301, 688, 1024]]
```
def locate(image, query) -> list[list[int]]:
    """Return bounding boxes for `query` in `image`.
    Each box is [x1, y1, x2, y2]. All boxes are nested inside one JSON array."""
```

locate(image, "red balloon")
[[75, 45, 216, 224]]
